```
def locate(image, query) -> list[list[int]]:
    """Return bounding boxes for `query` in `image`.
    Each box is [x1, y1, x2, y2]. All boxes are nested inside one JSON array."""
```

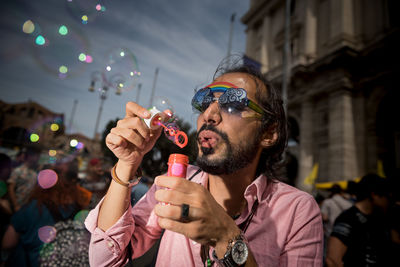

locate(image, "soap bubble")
[[32, 23, 90, 78], [37, 169, 58, 189], [38, 226, 57, 243], [65, 0, 106, 24], [103, 47, 141, 95]]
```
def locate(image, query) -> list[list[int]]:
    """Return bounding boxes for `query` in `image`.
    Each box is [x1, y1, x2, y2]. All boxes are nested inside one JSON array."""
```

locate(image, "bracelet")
[[111, 163, 141, 188]]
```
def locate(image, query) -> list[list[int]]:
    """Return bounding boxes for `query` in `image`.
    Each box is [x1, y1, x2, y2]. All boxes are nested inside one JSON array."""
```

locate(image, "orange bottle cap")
[[168, 153, 189, 165]]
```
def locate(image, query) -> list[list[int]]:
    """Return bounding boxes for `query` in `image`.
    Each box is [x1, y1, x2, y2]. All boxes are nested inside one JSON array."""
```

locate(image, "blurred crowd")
[[0, 146, 153, 267], [0, 144, 399, 266], [315, 174, 400, 266]]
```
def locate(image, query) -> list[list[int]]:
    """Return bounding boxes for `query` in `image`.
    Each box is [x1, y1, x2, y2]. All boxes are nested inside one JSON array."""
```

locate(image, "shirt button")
[[108, 241, 114, 248], [192, 241, 197, 245]]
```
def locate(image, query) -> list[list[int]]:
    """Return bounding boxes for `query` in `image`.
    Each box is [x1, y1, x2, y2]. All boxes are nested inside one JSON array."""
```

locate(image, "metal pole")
[[227, 13, 236, 59], [148, 68, 159, 108], [68, 99, 78, 133], [136, 83, 142, 104], [93, 86, 108, 140], [282, 0, 292, 114]]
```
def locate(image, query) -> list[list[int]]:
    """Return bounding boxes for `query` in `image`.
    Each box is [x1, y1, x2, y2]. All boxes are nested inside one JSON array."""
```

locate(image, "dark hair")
[[0, 153, 12, 180], [355, 173, 390, 201], [213, 56, 288, 178], [30, 165, 88, 216], [329, 184, 343, 195]]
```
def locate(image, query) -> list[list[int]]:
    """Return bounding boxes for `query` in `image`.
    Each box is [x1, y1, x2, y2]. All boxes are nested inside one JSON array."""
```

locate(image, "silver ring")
[[181, 203, 190, 222]]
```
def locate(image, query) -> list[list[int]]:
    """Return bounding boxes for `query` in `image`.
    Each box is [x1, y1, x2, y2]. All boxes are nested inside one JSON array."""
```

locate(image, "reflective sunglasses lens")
[[192, 88, 211, 113], [218, 88, 247, 114]]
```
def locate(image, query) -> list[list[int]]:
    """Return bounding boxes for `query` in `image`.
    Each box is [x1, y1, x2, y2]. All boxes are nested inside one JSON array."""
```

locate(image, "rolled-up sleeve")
[[85, 183, 163, 267]]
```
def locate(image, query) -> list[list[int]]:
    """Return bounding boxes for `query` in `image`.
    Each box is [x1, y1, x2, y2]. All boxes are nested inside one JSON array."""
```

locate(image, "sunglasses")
[[191, 82, 265, 116]]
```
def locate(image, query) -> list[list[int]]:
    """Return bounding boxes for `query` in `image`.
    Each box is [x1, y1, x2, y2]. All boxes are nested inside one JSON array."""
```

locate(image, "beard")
[[195, 124, 262, 175]]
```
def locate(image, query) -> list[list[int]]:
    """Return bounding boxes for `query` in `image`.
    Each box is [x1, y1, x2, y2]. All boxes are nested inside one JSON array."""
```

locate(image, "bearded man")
[[85, 62, 323, 266]]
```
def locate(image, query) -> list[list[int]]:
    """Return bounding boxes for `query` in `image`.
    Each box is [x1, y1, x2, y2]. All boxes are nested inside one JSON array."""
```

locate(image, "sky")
[[0, 0, 250, 139]]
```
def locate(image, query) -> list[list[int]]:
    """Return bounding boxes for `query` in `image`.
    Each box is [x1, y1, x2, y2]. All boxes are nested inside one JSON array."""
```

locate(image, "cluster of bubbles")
[[22, 19, 91, 79], [30, 121, 61, 144], [89, 47, 141, 95], [29, 117, 63, 144], [66, 0, 106, 24]]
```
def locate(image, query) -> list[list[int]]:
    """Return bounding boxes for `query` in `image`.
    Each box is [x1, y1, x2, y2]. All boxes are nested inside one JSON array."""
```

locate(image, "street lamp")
[[88, 71, 114, 140]]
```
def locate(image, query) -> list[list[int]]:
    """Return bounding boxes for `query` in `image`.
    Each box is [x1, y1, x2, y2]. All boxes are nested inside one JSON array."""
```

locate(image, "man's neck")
[[208, 163, 258, 217], [355, 199, 373, 215]]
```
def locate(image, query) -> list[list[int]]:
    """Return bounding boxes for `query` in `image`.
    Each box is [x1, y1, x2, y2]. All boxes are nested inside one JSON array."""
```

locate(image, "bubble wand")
[[144, 106, 188, 148]]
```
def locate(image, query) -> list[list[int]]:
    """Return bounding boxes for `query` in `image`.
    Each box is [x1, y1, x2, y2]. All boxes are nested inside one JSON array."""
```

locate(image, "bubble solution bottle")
[[167, 153, 189, 178]]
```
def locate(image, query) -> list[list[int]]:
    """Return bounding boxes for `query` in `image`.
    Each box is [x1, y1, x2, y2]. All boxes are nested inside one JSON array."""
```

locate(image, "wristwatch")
[[212, 233, 249, 267]]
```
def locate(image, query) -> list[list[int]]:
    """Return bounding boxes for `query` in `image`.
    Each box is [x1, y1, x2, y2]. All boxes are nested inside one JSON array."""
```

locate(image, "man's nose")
[[201, 101, 222, 125]]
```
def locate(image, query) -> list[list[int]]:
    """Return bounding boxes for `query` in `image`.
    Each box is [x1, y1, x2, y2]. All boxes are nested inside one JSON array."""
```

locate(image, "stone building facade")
[[242, 0, 399, 190]]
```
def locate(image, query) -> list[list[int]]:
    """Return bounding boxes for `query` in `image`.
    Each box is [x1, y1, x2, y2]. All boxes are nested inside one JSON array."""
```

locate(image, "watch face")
[[231, 240, 248, 265]]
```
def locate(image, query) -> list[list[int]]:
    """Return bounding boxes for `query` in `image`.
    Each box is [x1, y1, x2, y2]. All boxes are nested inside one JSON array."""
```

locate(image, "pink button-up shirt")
[[85, 165, 323, 266]]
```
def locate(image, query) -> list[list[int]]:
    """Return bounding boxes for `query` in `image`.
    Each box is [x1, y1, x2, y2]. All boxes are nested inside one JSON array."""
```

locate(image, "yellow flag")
[[377, 160, 386, 178], [304, 163, 319, 185]]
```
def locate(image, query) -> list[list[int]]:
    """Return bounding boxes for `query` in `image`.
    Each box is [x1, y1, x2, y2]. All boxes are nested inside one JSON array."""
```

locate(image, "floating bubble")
[[30, 133, 39, 142], [58, 25, 68, 35], [78, 53, 86, 62], [38, 169, 58, 189], [35, 35, 45, 46], [32, 23, 89, 79], [74, 210, 89, 223], [76, 142, 84, 150], [66, 0, 105, 23], [103, 47, 140, 94], [70, 139, 78, 147], [81, 15, 88, 24], [50, 123, 59, 131], [48, 150, 57, 157], [85, 54, 93, 63], [0, 181, 7, 198], [59, 65, 68, 74], [23, 20, 35, 34], [38, 226, 57, 243]]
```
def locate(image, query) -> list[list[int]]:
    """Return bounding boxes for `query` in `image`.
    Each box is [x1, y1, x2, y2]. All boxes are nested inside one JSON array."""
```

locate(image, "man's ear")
[[260, 131, 278, 148]]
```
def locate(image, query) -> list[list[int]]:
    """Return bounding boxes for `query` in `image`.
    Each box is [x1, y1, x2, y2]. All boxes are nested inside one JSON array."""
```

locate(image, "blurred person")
[[7, 147, 41, 211], [326, 173, 392, 267], [130, 175, 152, 207], [85, 61, 323, 266], [81, 158, 111, 209], [11, 150, 25, 169], [320, 184, 352, 258], [0, 153, 13, 266], [1, 162, 90, 267]]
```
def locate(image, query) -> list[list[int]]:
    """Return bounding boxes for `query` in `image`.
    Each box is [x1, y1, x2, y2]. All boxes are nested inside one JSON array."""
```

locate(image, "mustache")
[[196, 124, 229, 143]]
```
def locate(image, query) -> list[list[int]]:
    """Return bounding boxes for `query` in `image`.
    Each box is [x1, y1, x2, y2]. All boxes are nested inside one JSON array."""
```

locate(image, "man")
[[7, 147, 40, 211], [326, 173, 392, 267], [85, 63, 323, 266], [320, 184, 353, 256], [81, 158, 111, 209]]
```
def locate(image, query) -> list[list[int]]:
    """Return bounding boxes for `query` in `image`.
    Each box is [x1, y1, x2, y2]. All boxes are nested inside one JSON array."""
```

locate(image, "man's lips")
[[198, 130, 220, 148]]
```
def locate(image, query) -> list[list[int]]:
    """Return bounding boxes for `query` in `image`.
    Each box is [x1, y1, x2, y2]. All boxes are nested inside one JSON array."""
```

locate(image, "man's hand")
[[105, 102, 163, 166], [153, 176, 240, 252]]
